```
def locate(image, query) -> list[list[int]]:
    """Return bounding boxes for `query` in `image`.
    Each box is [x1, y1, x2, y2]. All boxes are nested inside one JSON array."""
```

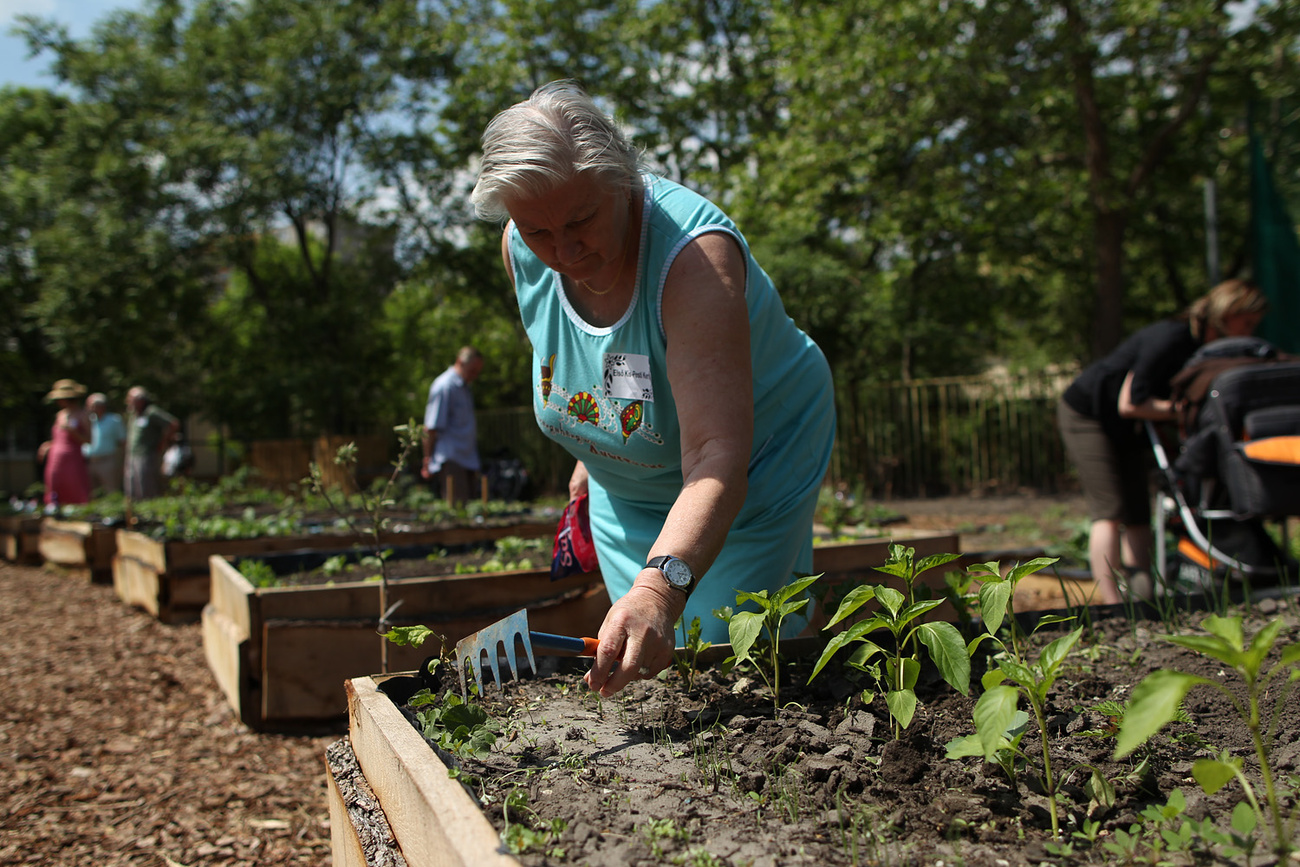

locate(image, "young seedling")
[[945, 555, 1092, 840], [307, 420, 421, 672], [1114, 612, 1300, 858], [672, 615, 712, 691], [726, 574, 821, 709], [808, 545, 968, 739]]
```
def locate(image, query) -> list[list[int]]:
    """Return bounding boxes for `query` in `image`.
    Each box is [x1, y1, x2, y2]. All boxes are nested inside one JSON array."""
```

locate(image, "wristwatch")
[[646, 555, 696, 596]]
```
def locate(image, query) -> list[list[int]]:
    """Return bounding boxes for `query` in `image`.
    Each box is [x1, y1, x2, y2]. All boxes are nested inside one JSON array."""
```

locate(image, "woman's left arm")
[[585, 231, 752, 696]]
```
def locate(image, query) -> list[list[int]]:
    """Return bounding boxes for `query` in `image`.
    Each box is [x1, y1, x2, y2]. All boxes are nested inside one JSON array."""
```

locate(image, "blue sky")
[[2, 0, 131, 88]]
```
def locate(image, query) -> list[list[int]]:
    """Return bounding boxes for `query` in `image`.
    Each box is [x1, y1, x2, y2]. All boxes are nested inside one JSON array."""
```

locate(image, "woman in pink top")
[[39, 379, 92, 508]]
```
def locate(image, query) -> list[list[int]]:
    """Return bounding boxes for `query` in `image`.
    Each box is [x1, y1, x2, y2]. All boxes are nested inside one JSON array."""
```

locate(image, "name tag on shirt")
[[603, 353, 654, 402]]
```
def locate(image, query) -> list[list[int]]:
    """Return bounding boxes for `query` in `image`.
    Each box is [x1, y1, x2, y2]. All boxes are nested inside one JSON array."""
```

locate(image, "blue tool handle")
[[529, 631, 600, 656]]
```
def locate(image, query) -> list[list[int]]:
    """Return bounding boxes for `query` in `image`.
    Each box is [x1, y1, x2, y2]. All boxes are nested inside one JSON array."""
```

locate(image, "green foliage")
[[383, 625, 436, 648], [809, 545, 967, 739], [1115, 613, 1300, 857], [409, 688, 500, 758], [725, 574, 820, 709], [672, 616, 712, 692], [235, 558, 279, 589], [946, 556, 1094, 840]]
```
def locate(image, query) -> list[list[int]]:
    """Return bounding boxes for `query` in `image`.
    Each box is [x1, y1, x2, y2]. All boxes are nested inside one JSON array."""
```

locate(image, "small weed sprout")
[[808, 545, 969, 739], [501, 788, 568, 858], [724, 574, 821, 709], [1115, 612, 1300, 858]]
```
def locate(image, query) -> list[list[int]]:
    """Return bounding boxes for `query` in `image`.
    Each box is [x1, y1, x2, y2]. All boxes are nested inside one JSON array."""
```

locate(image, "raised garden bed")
[[334, 588, 1300, 867], [202, 545, 608, 731], [0, 513, 43, 565], [112, 517, 554, 624], [205, 531, 961, 732], [38, 517, 118, 583]]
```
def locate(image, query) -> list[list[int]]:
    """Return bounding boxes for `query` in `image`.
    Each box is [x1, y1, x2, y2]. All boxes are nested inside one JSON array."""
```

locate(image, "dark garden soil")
[[408, 591, 1300, 867], [5, 492, 1297, 867]]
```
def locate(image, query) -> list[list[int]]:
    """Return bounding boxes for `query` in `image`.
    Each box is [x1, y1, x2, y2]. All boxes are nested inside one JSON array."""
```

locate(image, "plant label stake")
[[455, 608, 599, 696]]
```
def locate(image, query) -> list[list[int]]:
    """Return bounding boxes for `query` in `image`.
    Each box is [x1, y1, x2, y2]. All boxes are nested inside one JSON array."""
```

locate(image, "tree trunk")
[[1091, 208, 1128, 359]]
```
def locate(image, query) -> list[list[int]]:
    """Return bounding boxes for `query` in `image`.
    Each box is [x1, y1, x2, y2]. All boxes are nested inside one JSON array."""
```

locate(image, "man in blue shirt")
[[82, 393, 126, 496], [421, 346, 484, 504]]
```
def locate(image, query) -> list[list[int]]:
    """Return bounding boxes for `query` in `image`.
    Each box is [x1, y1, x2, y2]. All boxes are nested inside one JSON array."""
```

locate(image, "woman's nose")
[[555, 231, 583, 265]]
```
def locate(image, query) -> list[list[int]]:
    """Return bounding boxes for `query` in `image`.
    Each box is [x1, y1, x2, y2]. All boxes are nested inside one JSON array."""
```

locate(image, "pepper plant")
[[1114, 613, 1300, 859], [807, 545, 968, 739], [725, 574, 821, 709], [945, 556, 1097, 841]]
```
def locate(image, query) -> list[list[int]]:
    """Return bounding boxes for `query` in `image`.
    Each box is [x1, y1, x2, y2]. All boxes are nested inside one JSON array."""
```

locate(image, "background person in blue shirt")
[[82, 393, 126, 496], [421, 346, 485, 504]]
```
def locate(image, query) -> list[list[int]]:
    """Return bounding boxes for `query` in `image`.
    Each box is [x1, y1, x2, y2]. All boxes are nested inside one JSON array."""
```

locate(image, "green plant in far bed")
[[723, 574, 820, 709], [236, 558, 279, 589], [808, 545, 968, 739], [1115, 612, 1300, 858]]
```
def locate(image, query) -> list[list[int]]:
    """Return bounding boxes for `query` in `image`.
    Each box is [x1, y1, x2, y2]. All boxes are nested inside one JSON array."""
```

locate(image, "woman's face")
[[505, 173, 628, 282]]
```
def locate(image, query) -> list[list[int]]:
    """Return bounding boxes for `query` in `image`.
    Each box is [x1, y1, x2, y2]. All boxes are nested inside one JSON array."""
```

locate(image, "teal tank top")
[[511, 175, 835, 639]]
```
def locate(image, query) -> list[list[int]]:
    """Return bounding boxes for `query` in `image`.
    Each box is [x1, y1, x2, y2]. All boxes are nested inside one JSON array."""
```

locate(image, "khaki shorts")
[[1057, 398, 1151, 525]]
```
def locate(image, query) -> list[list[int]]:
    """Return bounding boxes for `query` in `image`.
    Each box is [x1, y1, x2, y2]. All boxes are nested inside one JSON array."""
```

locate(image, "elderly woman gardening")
[[470, 81, 835, 697]]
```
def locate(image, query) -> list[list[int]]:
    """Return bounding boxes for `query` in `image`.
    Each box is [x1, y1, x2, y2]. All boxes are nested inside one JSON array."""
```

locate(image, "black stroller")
[[1147, 337, 1300, 591]]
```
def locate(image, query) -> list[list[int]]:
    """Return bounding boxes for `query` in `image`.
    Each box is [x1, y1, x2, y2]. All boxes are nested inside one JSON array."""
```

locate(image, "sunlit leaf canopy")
[[2, 0, 1296, 441]]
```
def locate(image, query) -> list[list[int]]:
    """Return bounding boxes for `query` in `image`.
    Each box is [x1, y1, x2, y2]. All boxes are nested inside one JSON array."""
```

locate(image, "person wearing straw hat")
[[39, 379, 92, 509]]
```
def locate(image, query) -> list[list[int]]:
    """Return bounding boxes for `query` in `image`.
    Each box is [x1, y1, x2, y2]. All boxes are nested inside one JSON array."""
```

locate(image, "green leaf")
[[1230, 800, 1258, 835], [917, 621, 971, 694], [978, 581, 1012, 636], [1004, 557, 1059, 584], [915, 552, 963, 574], [728, 611, 765, 662], [1114, 670, 1212, 759], [874, 586, 905, 617], [944, 732, 988, 759], [1164, 634, 1242, 668], [997, 658, 1037, 690], [825, 584, 879, 628], [1201, 614, 1245, 651], [384, 625, 435, 647], [773, 573, 821, 606], [1038, 626, 1084, 679], [1192, 756, 1240, 795], [895, 599, 946, 628], [886, 688, 917, 729], [973, 684, 1019, 762]]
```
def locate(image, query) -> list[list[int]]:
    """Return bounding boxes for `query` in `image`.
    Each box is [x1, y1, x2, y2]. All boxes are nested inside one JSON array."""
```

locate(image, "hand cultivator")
[[455, 608, 598, 695]]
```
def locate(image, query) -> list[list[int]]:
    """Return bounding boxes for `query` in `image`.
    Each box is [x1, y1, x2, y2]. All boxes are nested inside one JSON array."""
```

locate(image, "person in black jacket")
[[1057, 279, 1267, 604]]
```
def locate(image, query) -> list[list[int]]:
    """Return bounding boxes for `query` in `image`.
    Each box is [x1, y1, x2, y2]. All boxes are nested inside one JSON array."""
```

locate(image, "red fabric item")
[[550, 494, 599, 580]]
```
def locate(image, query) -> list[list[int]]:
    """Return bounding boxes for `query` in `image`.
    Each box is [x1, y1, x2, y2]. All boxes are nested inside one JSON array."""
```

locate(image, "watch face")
[[662, 558, 692, 588]]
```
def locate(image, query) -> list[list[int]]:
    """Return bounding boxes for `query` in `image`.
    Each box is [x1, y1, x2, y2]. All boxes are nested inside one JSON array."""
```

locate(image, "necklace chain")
[[576, 213, 635, 297]]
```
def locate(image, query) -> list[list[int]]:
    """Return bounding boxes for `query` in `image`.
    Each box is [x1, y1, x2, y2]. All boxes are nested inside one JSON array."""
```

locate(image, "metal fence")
[[480, 366, 1080, 500]]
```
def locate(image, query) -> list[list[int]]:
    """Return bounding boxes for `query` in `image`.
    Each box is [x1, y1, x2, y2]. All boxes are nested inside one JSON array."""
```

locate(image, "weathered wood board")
[[0, 515, 42, 564], [38, 518, 116, 583], [112, 519, 554, 624], [344, 674, 520, 867]]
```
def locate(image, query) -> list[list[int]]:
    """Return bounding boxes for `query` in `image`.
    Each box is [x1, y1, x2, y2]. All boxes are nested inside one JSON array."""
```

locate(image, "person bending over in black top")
[[1057, 278, 1267, 604]]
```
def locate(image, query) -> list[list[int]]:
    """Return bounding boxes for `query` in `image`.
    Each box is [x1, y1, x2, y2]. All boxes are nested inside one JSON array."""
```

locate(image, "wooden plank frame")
[[111, 519, 554, 624], [203, 555, 609, 731]]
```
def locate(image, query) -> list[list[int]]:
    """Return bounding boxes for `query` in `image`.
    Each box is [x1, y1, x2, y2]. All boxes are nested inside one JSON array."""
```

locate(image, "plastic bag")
[[550, 493, 599, 580]]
